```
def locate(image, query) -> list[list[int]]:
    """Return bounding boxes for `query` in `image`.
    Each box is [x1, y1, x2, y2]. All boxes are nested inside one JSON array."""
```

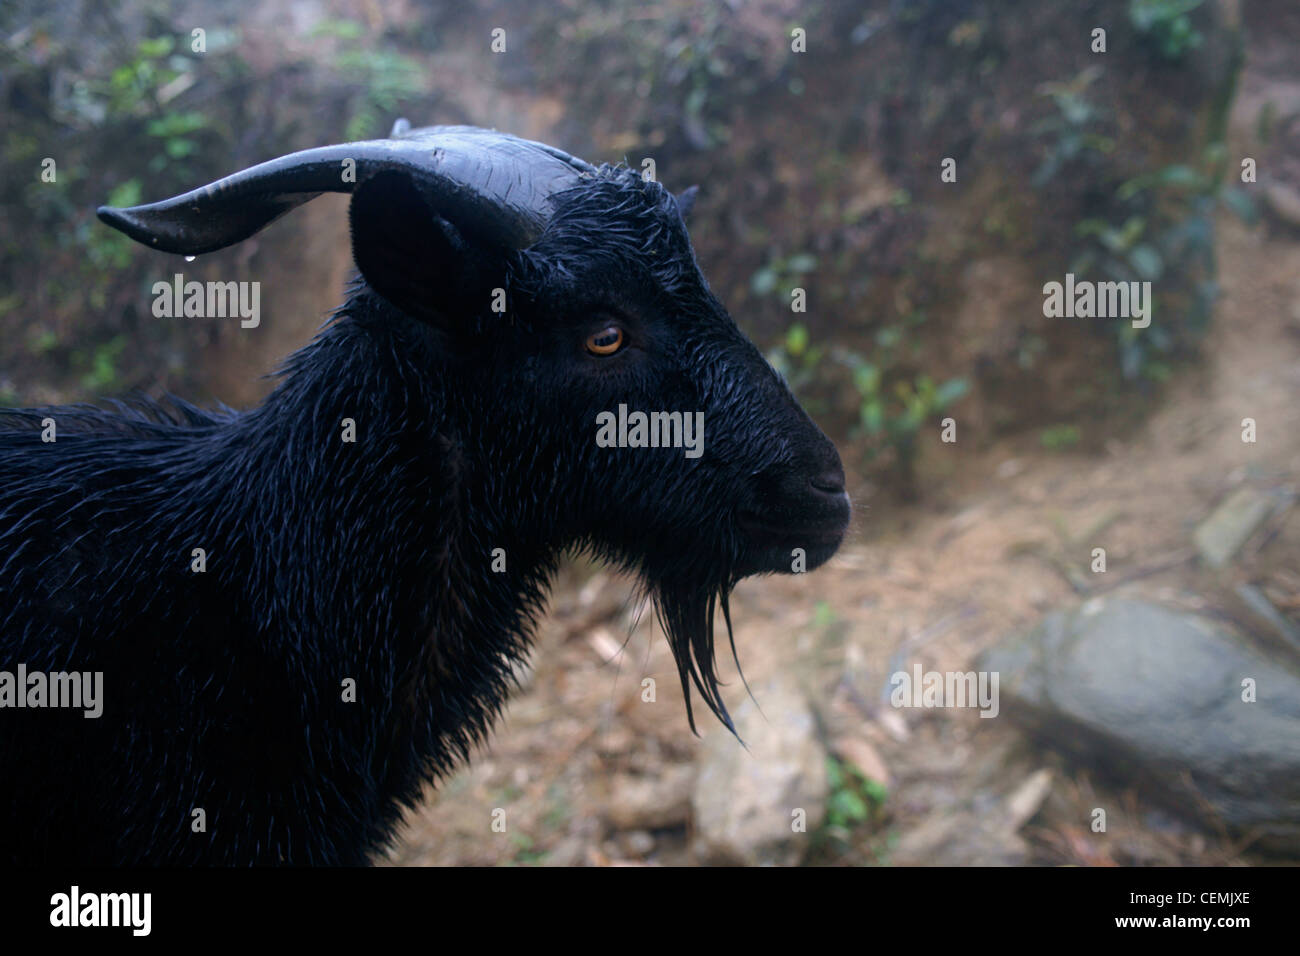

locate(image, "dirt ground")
[[383, 44, 1300, 867]]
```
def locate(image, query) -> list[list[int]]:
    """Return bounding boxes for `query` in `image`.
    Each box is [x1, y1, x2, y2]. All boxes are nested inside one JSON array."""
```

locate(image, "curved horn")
[[97, 125, 596, 256]]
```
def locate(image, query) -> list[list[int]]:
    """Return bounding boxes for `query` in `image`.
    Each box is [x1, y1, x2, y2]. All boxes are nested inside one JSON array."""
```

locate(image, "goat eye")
[[585, 326, 624, 356]]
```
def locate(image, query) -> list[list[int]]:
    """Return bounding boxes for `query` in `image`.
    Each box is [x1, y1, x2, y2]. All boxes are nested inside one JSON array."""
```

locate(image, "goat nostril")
[[809, 472, 845, 496]]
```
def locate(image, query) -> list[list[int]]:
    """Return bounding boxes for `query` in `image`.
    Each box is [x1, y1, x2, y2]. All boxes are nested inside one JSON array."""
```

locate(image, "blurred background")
[[2, 0, 1298, 865]]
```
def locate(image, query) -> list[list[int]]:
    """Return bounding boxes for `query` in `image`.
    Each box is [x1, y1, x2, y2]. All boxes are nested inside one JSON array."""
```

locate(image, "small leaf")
[[935, 378, 970, 407], [829, 788, 870, 824], [785, 323, 809, 356], [137, 36, 175, 58], [862, 400, 884, 435], [106, 179, 143, 209], [853, 363, 879, 395], [1220, 187, 1259, 226], [1155, 164, 1202, 188], [1129, 244, 1163, 281]]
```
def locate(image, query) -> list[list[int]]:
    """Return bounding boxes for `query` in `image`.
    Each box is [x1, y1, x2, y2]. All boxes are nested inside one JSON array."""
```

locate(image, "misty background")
[[2, 0, 1298, 865]]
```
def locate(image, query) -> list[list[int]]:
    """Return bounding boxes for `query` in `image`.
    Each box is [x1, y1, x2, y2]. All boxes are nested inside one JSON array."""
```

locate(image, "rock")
[[605, 765, 694, 831], [1193, 486, 1277, 568], [1233, 583, 1300, 653], [1264, 181, 1300, 230], [543, 835, 588, 867], [618, 829, 656, 858], [1003, 768, 1054, 832], [980, 597, 1300, 853], [892, 808, 1029, 867], [691, 677, 828, 866], [891, 766, 1048, 866]]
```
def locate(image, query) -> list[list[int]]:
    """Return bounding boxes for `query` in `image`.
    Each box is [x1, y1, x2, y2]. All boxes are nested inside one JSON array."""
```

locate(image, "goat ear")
[[348, 171, 504, 326], [674, 185, 700, 222]]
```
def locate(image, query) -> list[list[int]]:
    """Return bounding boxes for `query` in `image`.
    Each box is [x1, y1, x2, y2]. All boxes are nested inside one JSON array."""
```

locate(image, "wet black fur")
[[0, 165, 844, 865]]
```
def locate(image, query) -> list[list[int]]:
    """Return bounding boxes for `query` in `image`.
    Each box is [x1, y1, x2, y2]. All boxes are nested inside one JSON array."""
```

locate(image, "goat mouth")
[[735, 500, 849, 574], [736, 501, 850, 547]]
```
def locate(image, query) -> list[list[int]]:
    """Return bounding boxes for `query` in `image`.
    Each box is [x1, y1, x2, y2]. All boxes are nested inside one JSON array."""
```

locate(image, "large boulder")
[[979, 597, 1300, 854], [691, 677, 828, 866]]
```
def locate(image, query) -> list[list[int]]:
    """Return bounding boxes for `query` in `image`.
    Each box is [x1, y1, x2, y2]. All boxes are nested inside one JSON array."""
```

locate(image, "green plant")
[[768, 314, 967, 494], [652, 3, 777, 148], [505, 831, 547, 866], [337, 47, 425, 141], [1031, 38, 1248, 382], [76, 335, 129, 393], [310, 18, 426, 141], [765, 320, 825, 400], [100, 36, 221, 180], [812, 600, 837, 630], [145, 110, 208, 172], [839, 348, 968, 488], [1040, 424, 1081, 450], [84, 180, 143, 273], [750, 252, 817, 300], [1069, 152, 1256, 379], [1129, 0, 1205, 60], [825, 756, 887, 841], [1031, 68, 1114, 187]]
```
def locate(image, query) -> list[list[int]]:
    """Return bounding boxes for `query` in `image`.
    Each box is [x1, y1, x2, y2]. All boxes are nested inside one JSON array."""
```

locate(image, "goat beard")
[[648, 568, 748, 737]]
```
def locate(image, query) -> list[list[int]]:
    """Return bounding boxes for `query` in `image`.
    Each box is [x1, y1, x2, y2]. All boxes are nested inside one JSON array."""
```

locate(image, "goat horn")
[[97, 125, 596, 256]]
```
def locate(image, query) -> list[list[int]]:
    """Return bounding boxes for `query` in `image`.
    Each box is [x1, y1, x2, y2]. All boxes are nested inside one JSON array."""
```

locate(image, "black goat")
[[0, 124, 849, 865]]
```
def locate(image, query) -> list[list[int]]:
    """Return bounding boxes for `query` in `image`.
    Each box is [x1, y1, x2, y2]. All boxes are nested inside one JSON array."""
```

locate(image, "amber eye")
[[585, 326, 624, 356]]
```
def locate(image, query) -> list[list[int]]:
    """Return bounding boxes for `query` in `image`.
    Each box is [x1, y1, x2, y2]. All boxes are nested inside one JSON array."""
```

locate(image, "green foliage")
[[1, 9, 438, 402], [750, 252, 816, 300], [75, 335, 128, 393], [28, 328, 60, 355], [84, 180, 142, 272], [1068, 151, 1254, 379], [105, 179, 144, 209], [839, 347, 968, 486], [146, 111, 208, 164], [765, 320, 824, 399], [99, 36, 217, 179], [105, 36, 176, 114], [655, 5, 760, 148], [543, 0, 800, 152], [310, 18, 365, 41], [1040, 424, 1081, 450], [337, 48, 425, 142], [0, 19, 252, 400], [1129, 0, 1205, 60], [504, 831, 547, 866], [812, 600, 837, 630], [1031, 68, 1114, 187], [306, 19, 425, 141], [1033, 56, 1250, 382], [825, 756, 887, 840], [769, 310, 967, 492]]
